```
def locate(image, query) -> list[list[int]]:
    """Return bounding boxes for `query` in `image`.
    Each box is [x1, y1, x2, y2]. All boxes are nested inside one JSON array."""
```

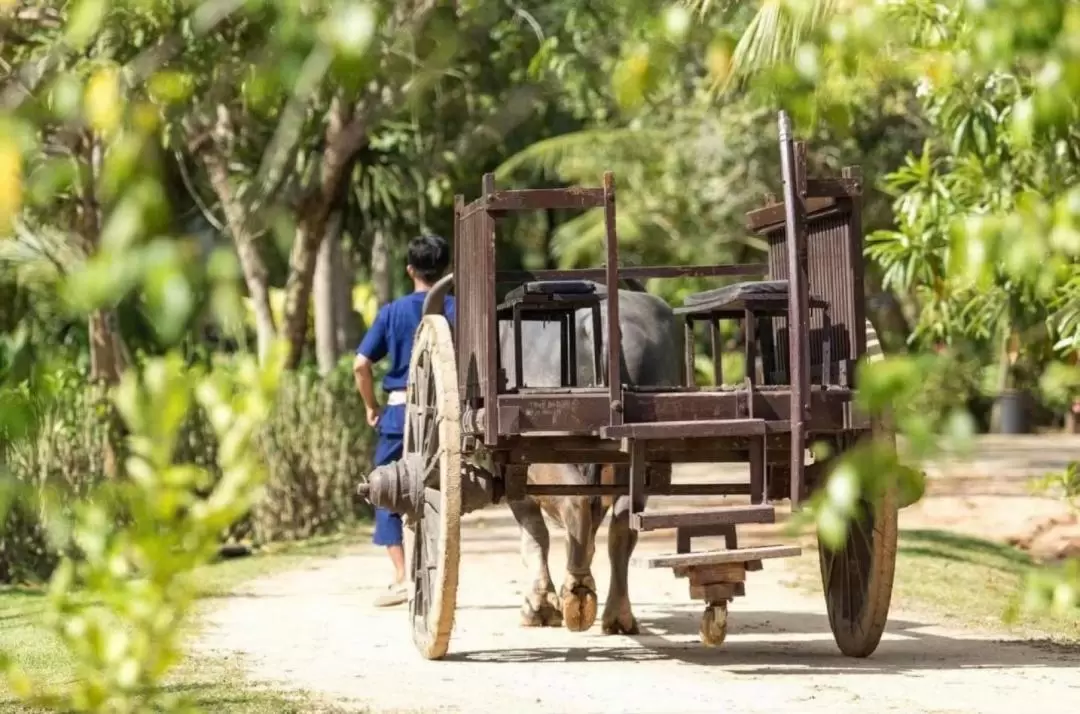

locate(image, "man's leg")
[[372, 507, 408, 607], [372, 426, 407, 607]]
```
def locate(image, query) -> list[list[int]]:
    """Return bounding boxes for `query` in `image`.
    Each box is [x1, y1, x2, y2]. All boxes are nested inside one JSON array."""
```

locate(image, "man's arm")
[[355, 307, 389, 427], [354, 354, 381, 426]]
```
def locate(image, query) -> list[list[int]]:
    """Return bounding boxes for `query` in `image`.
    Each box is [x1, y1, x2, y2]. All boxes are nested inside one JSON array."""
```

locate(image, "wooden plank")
[[745, 196, 838, 232], [495, 389, 850, 435], [630, 504, 774, 532], [495, 263, 767, 284], [485, 187, 605, 211], [601, 418, 770, 440], [635, 544, 801, 569], [687, 563, 747, 586], [524, 483, 748, 497], [674, 560, 759, 579], [805, 177, 861, 198], [689, 582, 745, 601]]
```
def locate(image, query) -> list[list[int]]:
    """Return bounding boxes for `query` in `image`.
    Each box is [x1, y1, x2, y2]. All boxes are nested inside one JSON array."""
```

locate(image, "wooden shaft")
[[602, 171, 623, 426]]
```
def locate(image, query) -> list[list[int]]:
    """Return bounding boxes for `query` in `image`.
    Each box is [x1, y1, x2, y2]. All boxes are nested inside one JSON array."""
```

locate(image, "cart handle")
[[423, 272, 455, 316]]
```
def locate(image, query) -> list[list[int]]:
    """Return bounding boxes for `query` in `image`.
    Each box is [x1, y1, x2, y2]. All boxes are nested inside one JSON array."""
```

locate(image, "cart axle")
[[358, 455, 425, 520], [358, 453, 495, 520]]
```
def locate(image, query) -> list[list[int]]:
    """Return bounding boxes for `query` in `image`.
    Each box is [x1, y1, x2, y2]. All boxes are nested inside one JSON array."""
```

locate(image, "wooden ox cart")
[[358, 111, 897, 661]]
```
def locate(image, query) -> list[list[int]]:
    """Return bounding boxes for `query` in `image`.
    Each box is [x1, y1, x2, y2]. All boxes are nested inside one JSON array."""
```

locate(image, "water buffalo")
[[498, 282, 682, 635]]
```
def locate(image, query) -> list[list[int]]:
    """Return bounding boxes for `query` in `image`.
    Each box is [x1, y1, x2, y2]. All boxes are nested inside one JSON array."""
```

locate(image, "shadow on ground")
[[445, 607, 1080, 672]]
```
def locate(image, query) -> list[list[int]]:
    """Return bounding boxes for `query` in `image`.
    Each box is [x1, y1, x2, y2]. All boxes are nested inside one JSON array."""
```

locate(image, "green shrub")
[[3, 351, 286, 711], [0, 363, 375, 585], [0, 385, 111, 583]]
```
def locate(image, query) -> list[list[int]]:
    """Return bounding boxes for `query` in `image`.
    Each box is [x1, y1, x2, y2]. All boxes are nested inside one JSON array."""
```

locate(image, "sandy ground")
[[195, 435, 1080, 714]]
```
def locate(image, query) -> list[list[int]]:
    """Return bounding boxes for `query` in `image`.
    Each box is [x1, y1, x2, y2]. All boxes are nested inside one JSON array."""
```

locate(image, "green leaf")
[[65, 0, 110, 49], [816, 501, 849, 551]]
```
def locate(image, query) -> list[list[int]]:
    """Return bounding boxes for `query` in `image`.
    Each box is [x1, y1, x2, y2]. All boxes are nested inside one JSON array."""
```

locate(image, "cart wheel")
[[817, 420, 898, 658], [404, 315, 462, 660], [699, 602, 728, 647]]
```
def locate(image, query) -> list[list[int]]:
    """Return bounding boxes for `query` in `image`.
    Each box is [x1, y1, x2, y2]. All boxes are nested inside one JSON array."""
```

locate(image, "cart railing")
[[451, 111, 865, 462]]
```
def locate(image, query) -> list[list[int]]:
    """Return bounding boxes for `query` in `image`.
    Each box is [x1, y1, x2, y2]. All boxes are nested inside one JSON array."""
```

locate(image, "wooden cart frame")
[[377, 111, 897, 661]]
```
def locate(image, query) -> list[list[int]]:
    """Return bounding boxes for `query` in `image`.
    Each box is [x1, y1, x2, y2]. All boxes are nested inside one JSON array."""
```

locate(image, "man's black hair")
[[407, 234, 450, 285]]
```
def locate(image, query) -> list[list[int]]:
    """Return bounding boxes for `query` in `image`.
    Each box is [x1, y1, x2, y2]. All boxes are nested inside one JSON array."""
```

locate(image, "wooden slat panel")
[[635, 544, 801, 569], [630, 505, 775, 532]]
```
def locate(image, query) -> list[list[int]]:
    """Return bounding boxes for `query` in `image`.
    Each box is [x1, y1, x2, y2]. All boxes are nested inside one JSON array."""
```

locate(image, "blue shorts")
[[372, 405, 405, 547]]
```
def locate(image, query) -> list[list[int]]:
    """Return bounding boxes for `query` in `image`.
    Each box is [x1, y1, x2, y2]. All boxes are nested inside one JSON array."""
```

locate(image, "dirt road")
[[195, 437, 1080, 714]]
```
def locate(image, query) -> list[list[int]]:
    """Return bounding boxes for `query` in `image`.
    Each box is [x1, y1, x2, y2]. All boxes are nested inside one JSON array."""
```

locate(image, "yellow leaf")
[[706, 39, 733, 84], [0, 135, 23, 237], [6, 664, 33, 699], [84, 66, 123, 136], [352, 282, 378, 328]]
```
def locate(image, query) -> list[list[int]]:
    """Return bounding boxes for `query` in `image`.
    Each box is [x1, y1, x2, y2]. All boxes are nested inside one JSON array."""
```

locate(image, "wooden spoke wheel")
[[403, 315, 462, 660], [817, 420, 899, 658]]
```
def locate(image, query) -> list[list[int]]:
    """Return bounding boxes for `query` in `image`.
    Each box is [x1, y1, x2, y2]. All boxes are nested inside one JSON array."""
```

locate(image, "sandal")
[[373, 581, 408, 608]]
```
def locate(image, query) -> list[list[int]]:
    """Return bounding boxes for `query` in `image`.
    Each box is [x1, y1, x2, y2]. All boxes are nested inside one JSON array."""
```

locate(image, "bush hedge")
[[0, 364, 375, 584]]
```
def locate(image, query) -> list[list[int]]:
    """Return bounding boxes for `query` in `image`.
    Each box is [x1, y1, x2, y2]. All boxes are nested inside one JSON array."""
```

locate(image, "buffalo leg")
[[602, 487, 643, 636], [508, 498, 562, 627], [556, 494, 598, 632]]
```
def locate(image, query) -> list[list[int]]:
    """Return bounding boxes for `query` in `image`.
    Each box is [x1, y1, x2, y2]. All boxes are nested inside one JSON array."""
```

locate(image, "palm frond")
[[683, 0, 728, 19], [721, 0, 839, 92], [0, 221, 84, 285], [495, 127, 673, 183], [549, 209, 607, 266]]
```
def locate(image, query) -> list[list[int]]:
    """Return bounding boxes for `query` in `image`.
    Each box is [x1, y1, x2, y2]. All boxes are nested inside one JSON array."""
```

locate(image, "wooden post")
[[603, 171, 623, 427], [778, 111, 811, 507]]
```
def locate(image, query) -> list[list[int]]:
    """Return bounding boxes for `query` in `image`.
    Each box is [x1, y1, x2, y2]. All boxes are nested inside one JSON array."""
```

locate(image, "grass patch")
[[788, 528, 1080, 641], [0, 525, 369, 713]]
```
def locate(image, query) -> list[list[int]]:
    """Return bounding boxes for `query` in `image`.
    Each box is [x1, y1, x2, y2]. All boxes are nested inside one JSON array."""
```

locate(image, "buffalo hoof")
[[560, 577, 598, 633], [601, 602, 639, 636], [700, 603, 728, 646], [521, 589, 562, 628]]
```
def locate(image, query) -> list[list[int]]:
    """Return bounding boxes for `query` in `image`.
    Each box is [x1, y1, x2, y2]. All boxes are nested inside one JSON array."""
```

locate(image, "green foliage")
[[800, 438, 927, 551], [2, 348, 284, 712], [5, 0, 1080, 702], [179, 361, 375, 544], [723, 0, 1080, 619], [0, 362, 374, 586], [0, 378, 111, 584]]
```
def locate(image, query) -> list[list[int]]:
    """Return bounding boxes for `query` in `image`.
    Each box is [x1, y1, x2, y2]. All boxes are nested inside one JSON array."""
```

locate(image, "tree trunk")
[[990, 326, 1015, 433], [78, 132, 129, 479], [88, 308, 128, 384], [314, 210, 345, 375], [371, 228, 392, 306], [280, 157, 365, 366], [333, 243, 358, 353], [87, 309, 128, 481], [202, 151, 277, 363]]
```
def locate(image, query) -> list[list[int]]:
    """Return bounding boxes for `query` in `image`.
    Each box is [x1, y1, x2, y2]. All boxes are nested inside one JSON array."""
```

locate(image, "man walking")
[[353, 234, 455, 607]]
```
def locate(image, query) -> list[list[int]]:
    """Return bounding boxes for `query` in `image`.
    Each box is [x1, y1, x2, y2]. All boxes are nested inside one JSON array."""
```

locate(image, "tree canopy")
[[2, 0, 1080, 709]]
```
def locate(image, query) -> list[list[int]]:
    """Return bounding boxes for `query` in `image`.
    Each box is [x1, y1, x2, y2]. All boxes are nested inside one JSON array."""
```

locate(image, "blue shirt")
[[356, 291, 456, 394]]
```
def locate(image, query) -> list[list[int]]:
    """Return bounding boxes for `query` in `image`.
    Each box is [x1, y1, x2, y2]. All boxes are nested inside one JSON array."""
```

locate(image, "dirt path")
[[195, 437, 1080, 714]]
